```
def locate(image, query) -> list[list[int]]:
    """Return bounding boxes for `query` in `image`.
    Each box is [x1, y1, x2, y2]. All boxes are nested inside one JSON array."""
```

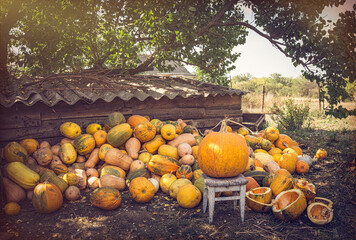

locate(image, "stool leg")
[[203, 184, 208, 213], [233, 191, 237, 210], [208, 186, 215, 224], [240, 185, 246, 222]]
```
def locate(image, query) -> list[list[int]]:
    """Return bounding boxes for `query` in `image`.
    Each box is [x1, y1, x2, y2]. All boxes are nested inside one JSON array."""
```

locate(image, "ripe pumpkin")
[[270, 173, 293, 196], [268, 147, 282, 155], [307, 202, 333, 225], [138, 152, 153, 163], [127, 115, 149, 129], [296, 160, 309, 174], [198, 131, 249, 178], [291, 146, 303, 155], [93, 130, 107, 148], [263, 127, 280, 142], [158, 144, 179, 160], [169, 178, 192, 199], [315, 148, 327, 160], [134, 121, 156, 143], [90, 186, 122, 210], [6, 162, 40, 190], [159, 173, 177, 194], [275, 134, 293, 150], [143, 135, 166, 154], [126, 168, 150, 186], [52, 164, 68, 175], [237, 127, 250, 136], [4, 142, 28, 163], [99, 144, 114, 160], [86, 123, 102, 135], [272, 189, 307, 221], [129, 177, 156, 203], [73, 134, 95, 155], [60, 122, 82, 139], [59, 143, 77, 164], [63, 173, 80, 186], [4, 202, 21, 216], [161, 124, 176, 140], [260, 139, 272, 151], [100, 165, 126, 179], [20, 139, 39, 155], [150, 119, 164, 133], [104, 112, 126, 131], [246, 177, 260, 192], [175, 165, 193, 180], [32, 182, 63, 213], [107, 123, 133, 148], [40, 170, 68, 193], [177, 184, 201, 209], [147, 154, 181, 176], [254, 152, 274, 165], [278, 153, 297, 174]]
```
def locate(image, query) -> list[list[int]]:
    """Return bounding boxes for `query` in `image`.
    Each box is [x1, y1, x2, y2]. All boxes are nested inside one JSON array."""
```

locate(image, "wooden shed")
[[0, 72, 248, 147]]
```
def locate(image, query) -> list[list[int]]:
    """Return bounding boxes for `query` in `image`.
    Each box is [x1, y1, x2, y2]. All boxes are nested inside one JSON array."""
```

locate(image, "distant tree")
[[0, 0, 354, 117]]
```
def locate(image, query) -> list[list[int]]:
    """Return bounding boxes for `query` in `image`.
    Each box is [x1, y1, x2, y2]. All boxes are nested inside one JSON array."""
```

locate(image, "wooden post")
[[317, 82, 321, 111], [262, 85, 265, 112]]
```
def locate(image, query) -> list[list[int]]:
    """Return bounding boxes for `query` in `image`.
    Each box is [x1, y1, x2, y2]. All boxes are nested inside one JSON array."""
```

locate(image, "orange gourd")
[[127, 115, 149, 129], [175, 165, 193, 180], [133, 121, 156, 143], [129, 177, 156, 203], [32, 182, 63, 213], [296, 160, 309, 174], [275, 134, 293, 150], [93, 130, 107, 147], [90, 186, 122, 210]]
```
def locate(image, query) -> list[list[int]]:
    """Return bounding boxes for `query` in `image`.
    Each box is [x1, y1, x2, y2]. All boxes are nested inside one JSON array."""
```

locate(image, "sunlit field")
[[242, 94, 356, 131]]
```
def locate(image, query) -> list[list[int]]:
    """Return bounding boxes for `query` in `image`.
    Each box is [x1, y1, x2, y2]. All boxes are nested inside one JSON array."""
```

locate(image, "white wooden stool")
[[202, 173, 248, 224]]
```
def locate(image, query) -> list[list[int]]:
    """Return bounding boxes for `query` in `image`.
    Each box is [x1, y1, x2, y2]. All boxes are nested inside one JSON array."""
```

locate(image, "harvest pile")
[[1, 113, 333, 225]]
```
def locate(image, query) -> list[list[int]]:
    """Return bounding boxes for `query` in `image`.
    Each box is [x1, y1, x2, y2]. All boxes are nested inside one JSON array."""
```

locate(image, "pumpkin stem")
[[220, 119, 228, 133]]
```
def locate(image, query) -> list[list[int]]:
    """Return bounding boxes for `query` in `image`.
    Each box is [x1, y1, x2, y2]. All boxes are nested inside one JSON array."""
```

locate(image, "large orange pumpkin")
[[197, 130, 249, 178], [32, 182, 63, 213], [129, 177, 156, 203], [133, 121, 156, 143]]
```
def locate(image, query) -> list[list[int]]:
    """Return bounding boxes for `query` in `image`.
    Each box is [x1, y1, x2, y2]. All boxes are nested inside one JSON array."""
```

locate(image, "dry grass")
[[242, 95, 356, 131]]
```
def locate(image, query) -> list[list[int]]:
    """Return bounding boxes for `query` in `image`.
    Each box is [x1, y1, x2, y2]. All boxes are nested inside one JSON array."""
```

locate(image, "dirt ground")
[[0, 130, 355, 240]]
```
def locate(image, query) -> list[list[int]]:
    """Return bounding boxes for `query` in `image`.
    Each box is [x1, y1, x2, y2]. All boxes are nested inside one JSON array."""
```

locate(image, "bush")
[[270, 99, 312, 130]]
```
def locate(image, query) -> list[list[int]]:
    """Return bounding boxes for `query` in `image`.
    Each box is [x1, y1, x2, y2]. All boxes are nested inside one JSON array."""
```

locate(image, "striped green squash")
[[107, 123, 133, 147]]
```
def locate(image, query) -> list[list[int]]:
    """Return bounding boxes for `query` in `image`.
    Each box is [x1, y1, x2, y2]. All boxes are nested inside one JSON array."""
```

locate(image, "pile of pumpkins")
[[2, 112, 206, 214], [1, 113, 333, 225], [235, 126, 333, 225]]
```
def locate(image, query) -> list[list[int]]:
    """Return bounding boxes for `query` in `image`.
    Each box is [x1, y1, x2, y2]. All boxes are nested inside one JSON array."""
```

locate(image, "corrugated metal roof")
[[0, 72, 247, 108]]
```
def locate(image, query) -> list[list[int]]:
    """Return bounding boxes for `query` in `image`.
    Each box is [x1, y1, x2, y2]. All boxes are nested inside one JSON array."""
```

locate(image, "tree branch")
[[209, 21, 312, 72], [197, 0, 239, 36]]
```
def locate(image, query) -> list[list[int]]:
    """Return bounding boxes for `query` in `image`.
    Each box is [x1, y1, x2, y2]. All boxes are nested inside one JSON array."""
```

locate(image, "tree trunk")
[[0, 23, 9, 80]]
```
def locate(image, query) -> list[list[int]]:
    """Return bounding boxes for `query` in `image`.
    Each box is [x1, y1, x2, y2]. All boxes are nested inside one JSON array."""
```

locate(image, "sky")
[[188, 0, 355, 79]]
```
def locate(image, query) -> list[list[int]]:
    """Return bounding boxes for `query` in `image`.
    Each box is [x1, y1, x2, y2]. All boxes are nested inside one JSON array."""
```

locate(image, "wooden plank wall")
[[0, 95, 242, 147]]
